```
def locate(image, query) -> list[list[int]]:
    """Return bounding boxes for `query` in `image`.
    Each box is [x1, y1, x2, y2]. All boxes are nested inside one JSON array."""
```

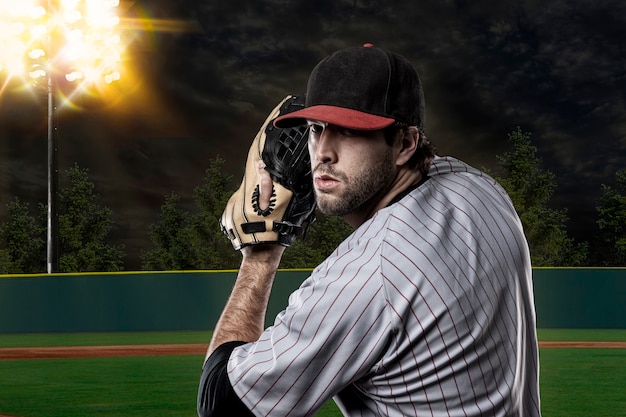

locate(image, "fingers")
[[257, 160, 273, 211]]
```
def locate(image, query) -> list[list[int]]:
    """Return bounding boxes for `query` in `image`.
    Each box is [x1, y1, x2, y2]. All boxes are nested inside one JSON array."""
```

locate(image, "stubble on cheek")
[[315, 157, 395, 217]]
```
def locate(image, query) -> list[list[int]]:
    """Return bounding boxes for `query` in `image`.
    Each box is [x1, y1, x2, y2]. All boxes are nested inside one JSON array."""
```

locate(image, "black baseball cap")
[[274, 43, 425, 130]]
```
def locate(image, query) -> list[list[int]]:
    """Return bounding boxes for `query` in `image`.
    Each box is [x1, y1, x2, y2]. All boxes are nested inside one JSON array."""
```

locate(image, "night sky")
[[1, 0, 624, 269]]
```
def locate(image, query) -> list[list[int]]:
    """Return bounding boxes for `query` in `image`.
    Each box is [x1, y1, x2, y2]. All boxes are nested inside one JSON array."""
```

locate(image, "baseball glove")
[[220, 95, 316, 250]]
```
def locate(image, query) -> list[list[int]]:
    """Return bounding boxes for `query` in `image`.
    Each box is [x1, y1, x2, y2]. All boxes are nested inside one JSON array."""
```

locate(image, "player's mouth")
[[313, 173, 340, 192]]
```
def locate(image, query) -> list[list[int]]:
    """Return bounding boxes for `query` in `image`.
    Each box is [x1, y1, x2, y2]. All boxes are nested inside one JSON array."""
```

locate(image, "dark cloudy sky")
[[1, 0, 624, 269]]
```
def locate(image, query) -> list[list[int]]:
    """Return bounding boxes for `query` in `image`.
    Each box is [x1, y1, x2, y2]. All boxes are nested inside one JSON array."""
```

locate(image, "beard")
[[315, 149, 396, 217]]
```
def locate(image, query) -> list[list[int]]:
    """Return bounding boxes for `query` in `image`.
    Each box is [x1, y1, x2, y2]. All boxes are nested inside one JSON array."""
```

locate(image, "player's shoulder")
[[428, 155, 492, 180], [424, 155, 512, 207], [384, 155, 520, 241]]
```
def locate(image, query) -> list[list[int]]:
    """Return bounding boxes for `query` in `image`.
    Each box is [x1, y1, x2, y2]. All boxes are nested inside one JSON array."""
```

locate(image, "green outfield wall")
[[0, 268, 624, 333], [532, 268, 625, 329]]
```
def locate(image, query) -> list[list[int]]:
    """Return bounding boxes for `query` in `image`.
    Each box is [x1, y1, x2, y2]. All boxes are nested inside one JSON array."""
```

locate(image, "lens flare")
[[0, 0, 126, 104], [1, 0, 200, 110]]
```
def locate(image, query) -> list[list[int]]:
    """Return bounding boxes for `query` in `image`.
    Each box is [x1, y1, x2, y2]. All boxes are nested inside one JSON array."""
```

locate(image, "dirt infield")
[[0, 344, 207, 360], [0, 341, 625, 360], [538, 341, 626, 348]]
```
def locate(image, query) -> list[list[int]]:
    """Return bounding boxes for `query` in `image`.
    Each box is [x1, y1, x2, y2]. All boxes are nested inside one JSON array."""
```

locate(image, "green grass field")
[[0, 330, 624, 417]]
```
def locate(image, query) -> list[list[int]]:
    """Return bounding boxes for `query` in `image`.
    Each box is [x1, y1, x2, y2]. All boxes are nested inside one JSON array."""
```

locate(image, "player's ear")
[[395, 126, 419, 166]]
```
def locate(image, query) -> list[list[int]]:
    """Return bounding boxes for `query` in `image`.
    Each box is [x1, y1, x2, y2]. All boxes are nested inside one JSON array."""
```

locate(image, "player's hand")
[[257, 160, 273, 213], [219, 95, 316, 251], [239, 161, 286, 259]]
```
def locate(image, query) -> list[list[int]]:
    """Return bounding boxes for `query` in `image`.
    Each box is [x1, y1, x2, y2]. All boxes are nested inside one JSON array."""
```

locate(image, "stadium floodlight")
[[0, 0, 124, 273]]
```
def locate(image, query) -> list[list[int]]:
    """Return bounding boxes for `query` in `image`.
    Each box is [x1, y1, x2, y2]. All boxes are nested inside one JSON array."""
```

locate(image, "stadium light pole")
[[47, 33, 59, 274], [0, 0, 124, 273]]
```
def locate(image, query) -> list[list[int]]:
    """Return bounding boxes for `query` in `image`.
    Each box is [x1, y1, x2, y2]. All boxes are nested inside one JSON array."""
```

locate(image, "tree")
[[141, 192, 195, 270], [187, 157, 241, 269], [593, 168, 626, 266], [0, 198, 46, 273], [0, 165, 125, 273], [57, 164, 125, 272], [493, 127, 588, 266], [142, 157, 240, 270]]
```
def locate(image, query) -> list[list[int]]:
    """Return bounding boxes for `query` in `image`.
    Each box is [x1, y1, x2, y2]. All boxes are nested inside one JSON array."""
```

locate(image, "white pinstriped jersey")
[[228, 156, 541, 417]]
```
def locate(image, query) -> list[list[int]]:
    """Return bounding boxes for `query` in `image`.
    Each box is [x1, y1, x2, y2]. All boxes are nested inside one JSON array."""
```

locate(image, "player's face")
[[307, 121, 397, 218]]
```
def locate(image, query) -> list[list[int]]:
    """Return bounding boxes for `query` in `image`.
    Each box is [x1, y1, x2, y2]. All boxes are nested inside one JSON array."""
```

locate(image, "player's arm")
[[197, 95, 313, 416], [205, 157, 285, 357], [197, 164, 283, 417], [204, 94, 312, 358], [207, 242, 284, 357], [197, 193, 282, 417]]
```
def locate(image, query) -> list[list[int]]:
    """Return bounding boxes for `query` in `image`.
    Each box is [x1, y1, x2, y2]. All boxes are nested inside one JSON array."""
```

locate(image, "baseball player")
[[198, 44, 541, 416]]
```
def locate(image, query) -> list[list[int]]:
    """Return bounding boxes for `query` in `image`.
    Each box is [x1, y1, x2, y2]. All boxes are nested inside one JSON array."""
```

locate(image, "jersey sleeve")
[[197, 341, 254, 417], [227, 229, 395, 417]]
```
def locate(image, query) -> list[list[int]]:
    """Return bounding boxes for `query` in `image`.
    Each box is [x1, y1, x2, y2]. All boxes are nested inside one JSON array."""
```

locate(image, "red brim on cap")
[[274, 105, 396, 130]]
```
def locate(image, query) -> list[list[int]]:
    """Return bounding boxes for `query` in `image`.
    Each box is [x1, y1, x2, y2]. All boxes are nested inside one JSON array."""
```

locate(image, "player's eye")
[[308, 122, 325, 134], [339, 127, 367, 137]]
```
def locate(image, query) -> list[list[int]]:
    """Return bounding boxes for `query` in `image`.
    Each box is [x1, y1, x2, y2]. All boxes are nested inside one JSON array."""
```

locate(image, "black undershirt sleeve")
[[197, 341, 255, 417]]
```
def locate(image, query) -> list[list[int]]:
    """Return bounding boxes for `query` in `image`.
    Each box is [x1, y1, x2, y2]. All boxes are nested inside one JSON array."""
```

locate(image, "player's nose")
[[312, 129, 337, 164]]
